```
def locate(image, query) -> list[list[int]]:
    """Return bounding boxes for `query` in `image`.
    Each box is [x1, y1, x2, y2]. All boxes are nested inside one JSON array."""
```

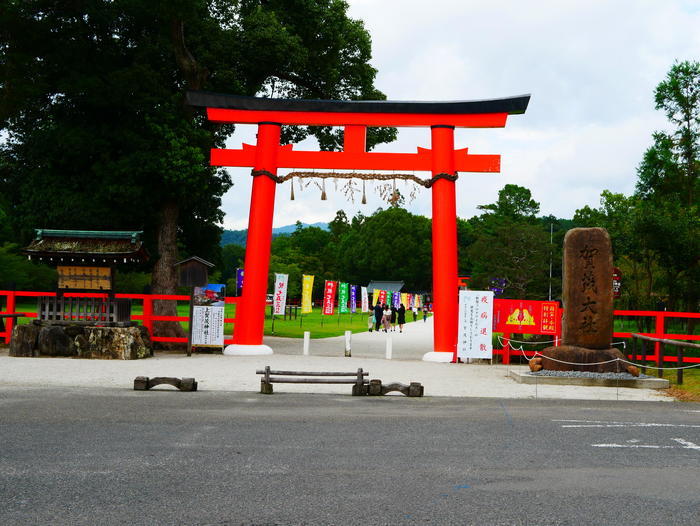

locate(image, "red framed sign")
[[493, 299, 560, 335]]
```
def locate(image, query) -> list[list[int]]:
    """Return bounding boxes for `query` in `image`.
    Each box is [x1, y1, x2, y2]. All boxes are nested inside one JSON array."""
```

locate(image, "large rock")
[[562, 228, 614, 349], [9, 324, 41, 357], [37, 325, 75, 357], [80, 326, 151, 359]]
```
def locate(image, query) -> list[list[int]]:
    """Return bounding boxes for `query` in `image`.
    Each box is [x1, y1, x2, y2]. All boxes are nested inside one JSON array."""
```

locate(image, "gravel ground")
[[529, 369, 654, 380]]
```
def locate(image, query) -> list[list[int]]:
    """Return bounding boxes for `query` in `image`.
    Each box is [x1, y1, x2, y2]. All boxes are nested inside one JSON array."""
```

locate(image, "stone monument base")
[[10, 321, 151, 360], [529, 345, 639, 376]]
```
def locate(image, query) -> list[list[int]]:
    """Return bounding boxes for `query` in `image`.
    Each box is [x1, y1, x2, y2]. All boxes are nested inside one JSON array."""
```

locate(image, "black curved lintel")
[[186, 91, 530, 115]]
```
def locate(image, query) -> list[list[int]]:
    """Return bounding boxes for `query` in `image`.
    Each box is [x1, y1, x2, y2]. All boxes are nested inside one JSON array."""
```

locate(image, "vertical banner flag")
[[408, 294, 414, 308], [372, 289, 380, 306], [191, 284, 226, 348], [272, 273, 289, 316], [236, 268, 244, 295], [457, 290, 494, 360], [378, 289, 387, 305], [323, 280, 337, 315], [349, 285, 357, 313], [301, 274, 314, 314], [415, 295, 421, 308], [400, 293, 408, 307], [361, 286, 369, 312], [338, 282, 349, 313], [392, 291, 400, 308]]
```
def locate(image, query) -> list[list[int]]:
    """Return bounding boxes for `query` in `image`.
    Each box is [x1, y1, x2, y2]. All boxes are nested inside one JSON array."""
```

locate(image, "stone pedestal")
[[10, 321, 151, 359], [530, 228, 638, 377]]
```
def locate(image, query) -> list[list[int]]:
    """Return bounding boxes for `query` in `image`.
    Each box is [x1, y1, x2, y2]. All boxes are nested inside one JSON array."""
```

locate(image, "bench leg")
[[261, 380, 273, 394], [352, 383, 368, 396]]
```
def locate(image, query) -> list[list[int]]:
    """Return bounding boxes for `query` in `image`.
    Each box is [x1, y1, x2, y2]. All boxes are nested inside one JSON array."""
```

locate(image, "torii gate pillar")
[[423, 125, 458, 362], [224, 123, 280, 355]]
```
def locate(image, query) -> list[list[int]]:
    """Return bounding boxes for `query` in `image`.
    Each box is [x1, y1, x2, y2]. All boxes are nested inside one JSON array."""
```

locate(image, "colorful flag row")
[[274, 273, 424, 316]]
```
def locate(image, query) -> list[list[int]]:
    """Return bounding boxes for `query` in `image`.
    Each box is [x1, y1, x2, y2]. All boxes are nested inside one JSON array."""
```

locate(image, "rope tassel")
[[321, 178, 327, 200], [362, 179, 367, 204], [290, 178, 295, 200]]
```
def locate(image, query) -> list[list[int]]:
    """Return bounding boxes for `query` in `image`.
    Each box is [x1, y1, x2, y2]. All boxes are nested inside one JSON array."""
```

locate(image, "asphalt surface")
[[1, 387, 699, 525]]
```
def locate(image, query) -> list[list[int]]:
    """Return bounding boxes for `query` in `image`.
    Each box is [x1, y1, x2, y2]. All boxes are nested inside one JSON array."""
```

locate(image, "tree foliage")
[[0, 0, 394, 290]]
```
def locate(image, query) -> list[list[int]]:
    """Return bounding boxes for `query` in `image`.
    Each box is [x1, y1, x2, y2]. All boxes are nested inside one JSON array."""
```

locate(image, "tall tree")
[[0, 0, 394, 339], [634, 60, 700, 311]]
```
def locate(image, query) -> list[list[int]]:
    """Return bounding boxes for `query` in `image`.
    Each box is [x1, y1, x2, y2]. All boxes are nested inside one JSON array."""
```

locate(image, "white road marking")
[[592, 438, 700, 450], [672, 438, 700, 450], [553, 419, 700, 429], [592, 444, 675, 449]]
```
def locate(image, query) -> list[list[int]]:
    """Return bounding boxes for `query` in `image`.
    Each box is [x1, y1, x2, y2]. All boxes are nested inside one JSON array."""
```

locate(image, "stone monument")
[[530, 228, 638, 376]]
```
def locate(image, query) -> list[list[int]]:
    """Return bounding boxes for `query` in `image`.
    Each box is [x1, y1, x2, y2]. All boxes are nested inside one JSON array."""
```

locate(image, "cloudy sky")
[[220, 0, 700, 230]]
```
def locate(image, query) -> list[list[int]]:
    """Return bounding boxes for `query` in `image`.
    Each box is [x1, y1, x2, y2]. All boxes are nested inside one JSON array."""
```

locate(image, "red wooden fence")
[[0, 290, 240, 346], [1, 290, 698, 368]]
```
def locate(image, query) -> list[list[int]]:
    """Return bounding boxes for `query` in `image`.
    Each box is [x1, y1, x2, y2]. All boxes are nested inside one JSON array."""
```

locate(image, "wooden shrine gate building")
[[187, 92, 529, 361]]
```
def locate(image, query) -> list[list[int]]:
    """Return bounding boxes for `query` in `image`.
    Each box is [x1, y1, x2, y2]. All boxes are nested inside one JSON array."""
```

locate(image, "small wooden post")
[[261, 365, 273, 394], [187, 286, 194, 357], [677, 345, 683, 385]]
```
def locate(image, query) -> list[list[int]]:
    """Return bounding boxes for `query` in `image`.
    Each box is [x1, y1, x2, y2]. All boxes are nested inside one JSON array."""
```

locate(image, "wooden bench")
[[256, 366, 369, 395]]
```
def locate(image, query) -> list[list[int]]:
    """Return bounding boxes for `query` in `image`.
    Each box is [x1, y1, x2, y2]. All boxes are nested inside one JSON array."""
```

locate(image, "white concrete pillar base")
[[422, 351, 454, 363], [223, 344, 273, 356]]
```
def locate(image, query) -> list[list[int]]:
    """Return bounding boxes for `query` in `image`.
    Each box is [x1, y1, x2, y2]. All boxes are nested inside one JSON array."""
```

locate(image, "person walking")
[[373, 302, 383, 332], [397, 303, 406, 333], [367, 312, 374, 332], [382, 304, 392, 332], [422, 305, 428, 322], [412, 305, 418, 322], [390, 305, 397, 332]]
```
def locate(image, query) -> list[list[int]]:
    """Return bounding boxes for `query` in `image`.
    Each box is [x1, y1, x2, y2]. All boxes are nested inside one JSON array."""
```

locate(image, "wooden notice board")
[[57, 266, 112, 290]]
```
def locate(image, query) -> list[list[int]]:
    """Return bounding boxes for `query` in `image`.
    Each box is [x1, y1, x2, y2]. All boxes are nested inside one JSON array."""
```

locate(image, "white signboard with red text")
[[272, 273, 289, 316], [457, 290, 494, 360]]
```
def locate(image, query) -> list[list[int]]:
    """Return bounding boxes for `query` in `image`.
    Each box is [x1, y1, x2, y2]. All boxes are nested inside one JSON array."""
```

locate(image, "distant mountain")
[[221, 222, 328, 247]]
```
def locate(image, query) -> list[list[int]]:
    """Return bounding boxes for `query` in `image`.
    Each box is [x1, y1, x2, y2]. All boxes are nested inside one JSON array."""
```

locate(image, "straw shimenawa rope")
[[250, 169, 458, 188]]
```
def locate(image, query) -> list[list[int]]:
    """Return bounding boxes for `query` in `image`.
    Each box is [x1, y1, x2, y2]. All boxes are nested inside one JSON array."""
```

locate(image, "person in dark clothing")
[[397, 303, 406, 332], [373, 303, 383, 332], [390, 305, 397, 331]]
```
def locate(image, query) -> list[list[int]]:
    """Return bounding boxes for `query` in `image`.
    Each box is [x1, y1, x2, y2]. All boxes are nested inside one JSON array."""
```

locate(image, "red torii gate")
[[187, 92, 529, 361]]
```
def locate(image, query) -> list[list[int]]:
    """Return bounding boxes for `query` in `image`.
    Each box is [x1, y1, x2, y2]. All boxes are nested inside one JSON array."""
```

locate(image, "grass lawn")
[[659, 367, 700, 402], [10, 301, 421, 339]]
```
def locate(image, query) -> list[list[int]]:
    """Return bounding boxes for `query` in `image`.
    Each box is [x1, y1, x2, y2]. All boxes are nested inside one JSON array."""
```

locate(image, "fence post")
[[502, 332, 511, 365], [142, 296, 153, 339], [303, 331, 310, 356], [344, 330, 352, 357], [655, 313, 665, 378], [4, 291, 16, 344]]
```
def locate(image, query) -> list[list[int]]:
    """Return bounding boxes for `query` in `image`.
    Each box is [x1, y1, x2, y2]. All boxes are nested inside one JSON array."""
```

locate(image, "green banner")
[[338, 282, 349, 313]]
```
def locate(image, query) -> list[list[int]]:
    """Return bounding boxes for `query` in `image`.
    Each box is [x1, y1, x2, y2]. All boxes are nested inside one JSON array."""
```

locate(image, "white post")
[[385, 335, 392, 360], [344, 330, 352, 357], [303, 331, 310, 356]]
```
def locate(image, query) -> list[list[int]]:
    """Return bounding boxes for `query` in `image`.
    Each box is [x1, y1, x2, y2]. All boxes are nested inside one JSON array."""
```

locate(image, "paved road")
[[1, 387, 698, 525]]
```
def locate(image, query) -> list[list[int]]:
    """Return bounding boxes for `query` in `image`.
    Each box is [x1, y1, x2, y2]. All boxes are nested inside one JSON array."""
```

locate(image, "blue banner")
[[350, 285, 357, 313], [236, 268, 244, 295]]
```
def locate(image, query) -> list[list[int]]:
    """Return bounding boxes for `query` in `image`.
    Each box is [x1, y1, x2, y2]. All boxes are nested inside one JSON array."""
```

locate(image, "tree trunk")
[[151, 200, 186, 348]]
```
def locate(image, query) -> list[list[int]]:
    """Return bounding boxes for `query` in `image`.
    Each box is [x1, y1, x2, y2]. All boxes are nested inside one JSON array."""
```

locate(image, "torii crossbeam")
[[187, 91, 529, 361]]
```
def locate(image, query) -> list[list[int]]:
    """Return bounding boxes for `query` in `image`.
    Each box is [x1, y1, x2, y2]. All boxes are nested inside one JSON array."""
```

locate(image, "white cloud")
[[220, 0, 700, 230]]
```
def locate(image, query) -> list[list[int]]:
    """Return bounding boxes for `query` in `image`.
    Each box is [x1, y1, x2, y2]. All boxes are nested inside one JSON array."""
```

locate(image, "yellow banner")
[[400, 293, 408, 307], [372, 289, 380, 307], [301, 274, 314, 313]]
